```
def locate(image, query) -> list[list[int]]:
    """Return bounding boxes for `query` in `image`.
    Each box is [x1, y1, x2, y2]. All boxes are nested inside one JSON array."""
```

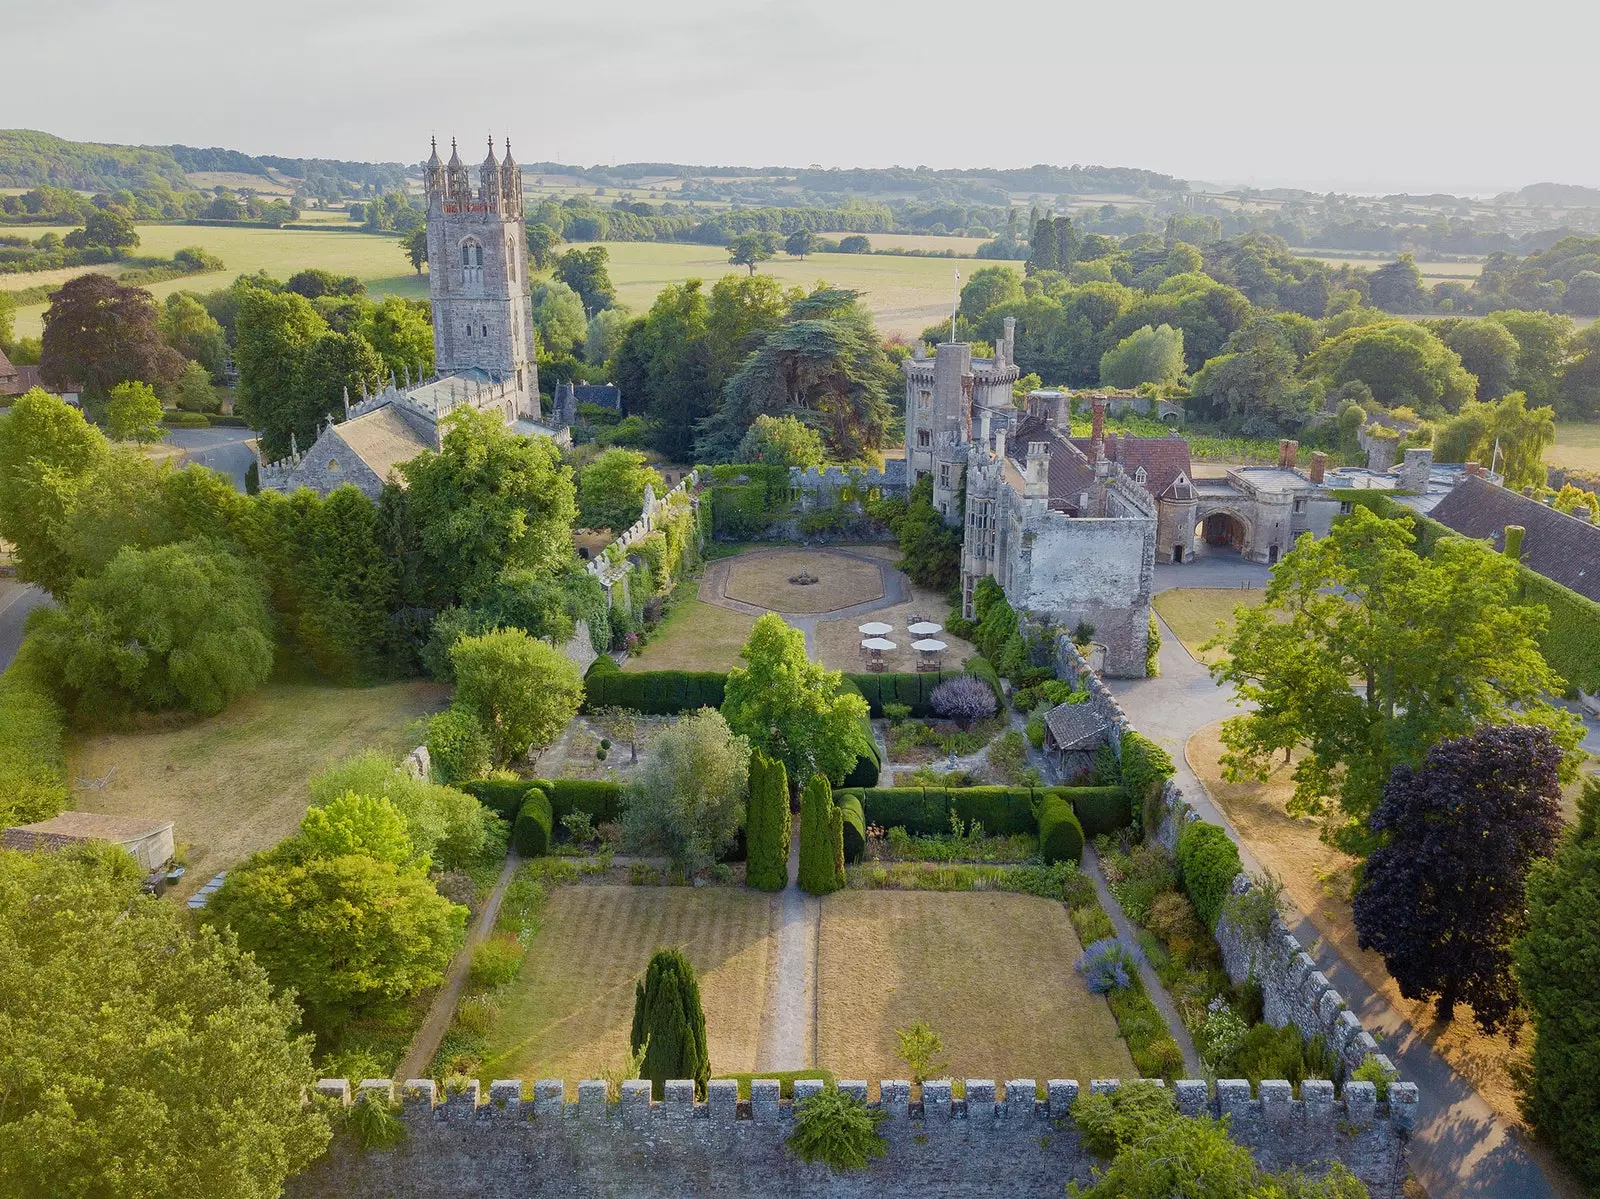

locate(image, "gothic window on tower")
[[461, 239, 484, 287], [917, 429, 931, 448]]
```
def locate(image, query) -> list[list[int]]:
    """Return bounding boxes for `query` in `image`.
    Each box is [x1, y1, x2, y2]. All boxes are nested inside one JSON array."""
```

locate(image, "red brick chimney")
[[1309, 451, 1327, 484], [1284, 440, 1298, 468], [1465, 461, 1483, 478], [1090, 397, 1106, 463]]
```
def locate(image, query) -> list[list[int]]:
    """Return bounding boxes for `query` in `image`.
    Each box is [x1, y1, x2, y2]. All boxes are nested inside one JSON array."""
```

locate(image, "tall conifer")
[[629, 949, 709, 1099]]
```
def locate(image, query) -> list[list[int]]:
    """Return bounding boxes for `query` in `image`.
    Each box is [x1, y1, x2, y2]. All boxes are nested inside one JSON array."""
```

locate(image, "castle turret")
[[425, 137, 445, 205], [479, 138, 501, 211], [446, 138, 468, 204]]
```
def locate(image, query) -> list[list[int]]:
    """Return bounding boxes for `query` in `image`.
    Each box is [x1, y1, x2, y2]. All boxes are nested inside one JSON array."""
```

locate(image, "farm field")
[[1151, 587, 1268, 665], [65, 679, 448, 896], [1550, 422, 1600, 473], [816, 890, 1135, 1084], [815, 232, 993, 256], [1187, 722, 1543, 1146], [1291, 251, 1485, 282], [4, 222, 427, 338], [620, 597, 755, 674], [474, 885, 776, 1084], [566, 240, 973, 338]]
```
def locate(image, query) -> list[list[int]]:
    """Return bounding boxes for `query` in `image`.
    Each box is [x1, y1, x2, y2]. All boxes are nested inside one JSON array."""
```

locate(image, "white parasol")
[[858, 621, 893, 636], [912, 638, 948, 652], [907, 621, 943, 636], [861, 637, 897, 652]]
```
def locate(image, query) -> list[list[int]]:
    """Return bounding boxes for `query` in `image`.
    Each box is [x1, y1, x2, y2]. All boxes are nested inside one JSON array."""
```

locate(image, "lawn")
[[1186, 721, 1539, 1145], [815, 890, 1135, 1084], [1550, 422, 1600, 474], [622, 597, 756, 673], [64, 679, 448, 896], [813, 583, 973, 673], [475, 885, 775, 1084], [721, 547, 884, 614], [1151, 587, 1268, 665], [5, 222, 427, 339]]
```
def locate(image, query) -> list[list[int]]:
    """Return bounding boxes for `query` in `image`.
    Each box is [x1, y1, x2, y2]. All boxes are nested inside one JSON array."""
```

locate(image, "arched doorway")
[[1195, 510, 1250, 557]]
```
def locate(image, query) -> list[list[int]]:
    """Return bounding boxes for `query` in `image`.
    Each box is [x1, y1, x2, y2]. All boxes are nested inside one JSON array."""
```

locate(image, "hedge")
[[1176, 820, 1243, 930], [511, 786, 553, 856], [837, 793, 866, 863], [844, 785, 1041, 837], [0, 652, 70, 827], [528, 778, 623, 824], [459, 779, 538, 821], [1061, 786, 1131, 836], [745, 751, 790, 891], [1037, 795, 1085, 865], [1119, 729, 1175, 833], [584, 662, 727, 714], [845, 664, 1002, 717]]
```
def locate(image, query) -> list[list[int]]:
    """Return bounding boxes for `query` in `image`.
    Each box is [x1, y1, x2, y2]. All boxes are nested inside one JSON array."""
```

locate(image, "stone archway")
[[1192, 506, 1253, 558]]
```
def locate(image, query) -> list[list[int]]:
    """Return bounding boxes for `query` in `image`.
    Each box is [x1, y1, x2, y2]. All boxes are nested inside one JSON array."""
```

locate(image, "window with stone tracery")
[[461, 240, 483, 267]]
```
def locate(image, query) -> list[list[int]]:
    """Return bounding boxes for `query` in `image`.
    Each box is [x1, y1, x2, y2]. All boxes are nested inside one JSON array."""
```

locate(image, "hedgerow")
[[0, 647, 69, 826], [1176, 820, 1243, 930], [1037, 794, 1085, 865], [510, 787, 553, 856]]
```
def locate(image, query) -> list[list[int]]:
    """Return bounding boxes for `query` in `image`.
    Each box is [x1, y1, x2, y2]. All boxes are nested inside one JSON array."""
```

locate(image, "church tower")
[[425, 136, 538, 415]]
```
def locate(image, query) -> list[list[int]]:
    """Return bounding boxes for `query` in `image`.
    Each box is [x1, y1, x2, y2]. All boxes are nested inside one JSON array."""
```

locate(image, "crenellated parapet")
[[293, 1073, 1415, 1198], [583, 471, 701, 582]]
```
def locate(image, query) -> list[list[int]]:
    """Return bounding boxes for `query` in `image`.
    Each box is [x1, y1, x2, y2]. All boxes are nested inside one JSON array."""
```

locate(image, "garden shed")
[[1043, 702, 1107, 780], [1, 812, 176, 872]]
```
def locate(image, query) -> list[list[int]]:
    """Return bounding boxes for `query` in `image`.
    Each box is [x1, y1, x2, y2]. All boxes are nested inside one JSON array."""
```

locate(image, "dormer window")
[[1134, 466, 1147, 484]]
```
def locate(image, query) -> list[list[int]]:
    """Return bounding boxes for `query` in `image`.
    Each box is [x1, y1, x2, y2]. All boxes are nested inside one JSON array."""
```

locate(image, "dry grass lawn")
[[66, 680, 448, 896], [1152, 588, 1268, 665], [478, 886, 775, 1084], [722, 548, 884, 614], [1550, 422, 1600, 473], [1187, 721, 1537, 1139], [817, 890, 1135, 1084], [622, 598, 756, 673]]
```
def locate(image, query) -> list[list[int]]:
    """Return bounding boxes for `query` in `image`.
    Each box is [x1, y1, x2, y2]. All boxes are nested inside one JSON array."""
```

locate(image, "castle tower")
[[425, 135, 537, 414]]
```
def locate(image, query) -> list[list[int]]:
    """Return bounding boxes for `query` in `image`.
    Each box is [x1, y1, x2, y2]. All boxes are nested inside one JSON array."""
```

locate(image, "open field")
[[1291, 252, 1485, 281], [4, 222, 427, 338], [567, 241, 974, 338], [65, 679, 448, 895], [1188, 722, 1534, 1141], [816, 890, 1135, 1083], [475, 885, 775, 1084], [1151, 587, 1268, 665], [1550, 422, 1600, 473], [816, 232, 993, 256], [722, 548, 884, 613], [621, 598, 756, 673]]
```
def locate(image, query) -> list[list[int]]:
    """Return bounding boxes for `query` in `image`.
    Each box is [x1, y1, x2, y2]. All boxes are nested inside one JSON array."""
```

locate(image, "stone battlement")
[[291, 1074, 1414, 1198], [582, 470, 699, 581]]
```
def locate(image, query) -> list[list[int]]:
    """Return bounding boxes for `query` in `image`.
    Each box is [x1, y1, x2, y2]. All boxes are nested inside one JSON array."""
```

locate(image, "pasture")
[[1550, 422, 1600, 474], [64, 679, 448, 896], [816, 890, 1136, 1084]]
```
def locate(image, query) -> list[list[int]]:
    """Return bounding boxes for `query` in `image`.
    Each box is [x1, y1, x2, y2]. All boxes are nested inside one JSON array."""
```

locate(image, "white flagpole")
[[951, 268, 960, 344]]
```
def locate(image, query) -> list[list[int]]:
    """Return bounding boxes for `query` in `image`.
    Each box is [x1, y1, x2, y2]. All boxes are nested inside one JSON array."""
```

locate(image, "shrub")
[[528, 778, 623, 823], [630, 949, 709, 1099], [1076, 938, 1136, 994], [745, 752, 791, 892], [1195, 999, 1250, 1074], [0, 651, 69, 827], [929, 675, 997, 726], [1071, 1079, 1178, 1158], [1352, 1053, 1399, 1101], [1025, 713, 1046, 750], [1119, 729, 1175, 833], [620, 708, 750, 875], [1176, 821, 1243, 930], [511, 787, 553, 856], [342, 1092, 406, 1150], [1064, 786, 1131, 837], [894, 1019, 948, 1085], [1145, 611, 1161, 676], [883, 702, 912, 725], [836, 793, 866, 863], [786, 1084, 887, 1170], [1037, 794, 1084, 865], [1222, 869, 1285, 942], [468, 935, 525, 991], [1105, 843, 1179, 926], [426, 707, 492, 784]]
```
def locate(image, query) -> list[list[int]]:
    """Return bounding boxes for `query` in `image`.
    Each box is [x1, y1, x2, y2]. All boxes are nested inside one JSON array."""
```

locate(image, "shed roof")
[[1044, 701, 1107, 753], [2, 811, 174, 853]]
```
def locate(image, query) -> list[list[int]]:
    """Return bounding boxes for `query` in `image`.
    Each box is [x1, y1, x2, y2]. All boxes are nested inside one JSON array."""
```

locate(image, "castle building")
[[259, 137, 566, 499]]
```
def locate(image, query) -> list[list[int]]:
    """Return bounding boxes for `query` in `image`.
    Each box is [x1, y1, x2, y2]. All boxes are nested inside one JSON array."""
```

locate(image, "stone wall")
[[289, 1074, 1416, 1199], [1013, 511, 1154, 678]]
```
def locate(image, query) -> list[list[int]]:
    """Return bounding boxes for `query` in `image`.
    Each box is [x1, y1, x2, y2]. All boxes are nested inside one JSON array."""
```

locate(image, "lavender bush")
[[1076, 937, 1136, 994], [929, 676, 997, 728]]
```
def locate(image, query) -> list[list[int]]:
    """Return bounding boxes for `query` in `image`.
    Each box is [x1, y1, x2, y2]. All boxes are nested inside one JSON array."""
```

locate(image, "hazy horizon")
[[5, 0, 1597, 196]]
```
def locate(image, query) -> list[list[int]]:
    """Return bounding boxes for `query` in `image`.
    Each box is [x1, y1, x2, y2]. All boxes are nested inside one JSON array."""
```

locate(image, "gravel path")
[[756, 830, 820, 1071]]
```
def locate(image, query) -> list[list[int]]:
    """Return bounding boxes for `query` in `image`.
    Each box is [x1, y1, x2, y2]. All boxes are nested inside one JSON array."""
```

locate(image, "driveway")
[[1108, 557, 1563, 1199], [0, 579, 49, 671], [162, 426, 257, 491]]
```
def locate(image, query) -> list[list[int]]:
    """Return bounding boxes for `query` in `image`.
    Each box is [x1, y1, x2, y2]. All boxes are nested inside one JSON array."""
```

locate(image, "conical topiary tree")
[[630, 948, 709, 1098], [798, 774, 844, 896], [745, 751, 791, 892]]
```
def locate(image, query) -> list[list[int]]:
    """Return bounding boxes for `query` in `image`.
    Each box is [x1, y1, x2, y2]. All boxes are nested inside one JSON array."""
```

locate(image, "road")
[[162, 426, 257, 490], [0, 579, 49, 671], [1108, 556, 1567, 1199]]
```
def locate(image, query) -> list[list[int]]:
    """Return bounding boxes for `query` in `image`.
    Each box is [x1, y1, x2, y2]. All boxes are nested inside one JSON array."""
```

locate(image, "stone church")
[[259, 137, 567, 499]]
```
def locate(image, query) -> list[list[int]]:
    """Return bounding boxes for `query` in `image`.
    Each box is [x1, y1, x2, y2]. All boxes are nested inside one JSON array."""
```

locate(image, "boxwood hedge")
[[459, 779, 537, 821], [1036, 795, 1085, 865], [1176, 820, 1244, 929], [1064, 786, 1132, 837], [583, 660, 727, 714], [511, 786, 553, 856]]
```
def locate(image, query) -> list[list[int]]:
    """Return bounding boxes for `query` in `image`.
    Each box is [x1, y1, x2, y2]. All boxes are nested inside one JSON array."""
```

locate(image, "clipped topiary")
[[798, 774, 844, 896], [510, 786, 553, 856], [630, 948, 709, 1099], [745, 751, 791, 892], [1037, 794, 1084, 865]]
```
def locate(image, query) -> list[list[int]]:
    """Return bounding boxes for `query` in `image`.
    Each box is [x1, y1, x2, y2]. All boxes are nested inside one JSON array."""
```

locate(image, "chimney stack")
[[1465, 461, 1483, 478], [1002, 316, 1016, 368], [1278, 439, 1299, 468], [1090, 397, 1106, 463], [1024, 441, 1050, 499], [1309, 451, 1327, 484]]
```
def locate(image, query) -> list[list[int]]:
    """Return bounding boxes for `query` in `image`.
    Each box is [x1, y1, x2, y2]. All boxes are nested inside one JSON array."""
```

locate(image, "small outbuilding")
[[1043, 701, 1108, 780], [1, 811, 176, 872]]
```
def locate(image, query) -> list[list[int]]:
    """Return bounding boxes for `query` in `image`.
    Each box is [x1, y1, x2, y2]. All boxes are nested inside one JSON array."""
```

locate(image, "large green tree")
[[727, 231, 776, 275], [531, 280, 588, 356], [554, 245, 616, 312], [0, 844, 329, 1198], [1431, 391, 1554, 489], [233, 285, 328, 458], [40, 274, 184, 416], [283, 330, 386, 457], [358, 295, 434, 379], [159, 292, 229, 380], [30, 538, 276, 719], [577, 447, 666, 533], [1437, 317, 1519, 400], [722, 613, 870, 787], [620, 707, 750, 874], [1485, 309, 1572, 409], [0, 389, 111, 594], [736, 413, 827, 468], [1098, 323, 1185, 388], [449, 627, 584, 765], [1190, 315, 1322, 434], [105, 379, 164, 443], [1212, 505, 1583, 853], [797, 773, 845, 896], [1304, 319, 1475, 413]]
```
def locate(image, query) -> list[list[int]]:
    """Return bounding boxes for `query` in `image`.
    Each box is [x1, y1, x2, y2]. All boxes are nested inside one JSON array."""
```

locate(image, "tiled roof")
[[1009, 415, 1096, 507], [1044, 701, 1107, 752], [0, 346, 17, 396], [333, 406, 432, 484], [1070, 435, 1194, 500], [1428, 474, 1600, 602]]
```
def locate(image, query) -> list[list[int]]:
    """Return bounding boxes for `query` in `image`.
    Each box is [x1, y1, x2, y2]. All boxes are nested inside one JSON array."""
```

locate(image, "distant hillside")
[[1508, 182, 1600, 207], [0, 129, 189, 190], [169, 145, 410, 194]]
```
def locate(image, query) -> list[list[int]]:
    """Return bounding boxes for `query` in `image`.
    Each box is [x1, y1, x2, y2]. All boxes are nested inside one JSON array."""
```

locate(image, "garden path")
[[396, 851, 523, 1082], [1109, 559, 1563, 1199], [755, 830, 821, 1071]]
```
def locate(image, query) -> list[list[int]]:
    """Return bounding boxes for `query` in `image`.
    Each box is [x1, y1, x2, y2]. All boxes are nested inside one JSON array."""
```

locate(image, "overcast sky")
[[6, 0, 1597, 195]]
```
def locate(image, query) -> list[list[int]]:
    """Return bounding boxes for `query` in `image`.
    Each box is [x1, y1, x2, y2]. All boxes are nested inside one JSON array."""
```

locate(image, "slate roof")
[[0, 346, 17, 396], [1043, 701, 1107, 753], [1008, 415, 1096, 506], [333, 405, 432, 484], [1428, 474, 1600, 603], [1, 811, 173, 853]]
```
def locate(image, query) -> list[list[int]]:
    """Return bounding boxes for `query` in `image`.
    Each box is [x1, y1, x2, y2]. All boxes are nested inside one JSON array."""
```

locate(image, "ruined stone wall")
[[288, 1075, 1415, 1199], [1011, 514, 1153, 677]]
